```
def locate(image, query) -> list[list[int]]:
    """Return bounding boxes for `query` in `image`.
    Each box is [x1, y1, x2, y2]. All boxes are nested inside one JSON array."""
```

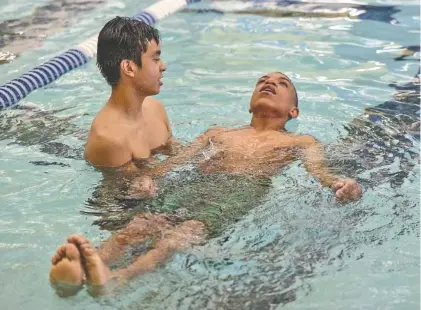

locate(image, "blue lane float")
[[0, 0, 199, 110]]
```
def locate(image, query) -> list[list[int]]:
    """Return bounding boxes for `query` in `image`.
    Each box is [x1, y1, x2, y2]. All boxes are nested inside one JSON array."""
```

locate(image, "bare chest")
[[212, 132, 298, 158], [128, 121, 170, 160]]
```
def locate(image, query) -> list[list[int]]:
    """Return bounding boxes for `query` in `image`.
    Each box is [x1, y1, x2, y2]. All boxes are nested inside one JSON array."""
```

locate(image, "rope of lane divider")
[[0, 0, 200, 110]]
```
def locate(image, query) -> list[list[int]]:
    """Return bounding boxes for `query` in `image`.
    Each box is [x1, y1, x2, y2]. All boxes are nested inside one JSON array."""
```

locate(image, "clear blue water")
[[0, 0, 419, 309]]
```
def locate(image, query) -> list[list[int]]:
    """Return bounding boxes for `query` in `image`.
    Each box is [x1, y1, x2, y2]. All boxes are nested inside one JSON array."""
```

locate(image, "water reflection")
[[0, 0, 105, 63]]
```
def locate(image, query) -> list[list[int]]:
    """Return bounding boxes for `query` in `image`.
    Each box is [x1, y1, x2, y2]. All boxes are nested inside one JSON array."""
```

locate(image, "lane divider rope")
[[0, 0, 200, 109]]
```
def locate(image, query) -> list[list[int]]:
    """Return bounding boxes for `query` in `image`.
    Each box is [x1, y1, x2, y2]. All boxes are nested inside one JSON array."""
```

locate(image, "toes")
[[67, 235, 98, 259], [52, 244, 81, 265], [79, 242, 95, 256], [67, 234, 89, 245], [67, 234, 92, 249], [51, 245, 67, 265], [65, 243, 81, 261]]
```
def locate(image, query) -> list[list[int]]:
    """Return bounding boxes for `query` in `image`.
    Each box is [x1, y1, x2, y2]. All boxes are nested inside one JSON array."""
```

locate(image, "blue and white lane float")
[[0, 0, 409, 109], [0, 0, 200, 110]]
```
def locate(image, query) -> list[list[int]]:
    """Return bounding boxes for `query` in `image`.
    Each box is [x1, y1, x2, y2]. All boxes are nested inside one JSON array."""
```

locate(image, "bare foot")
[[158, 220, 206, 251], [67, 235, 111, 288], [49, 243, 84, 297]]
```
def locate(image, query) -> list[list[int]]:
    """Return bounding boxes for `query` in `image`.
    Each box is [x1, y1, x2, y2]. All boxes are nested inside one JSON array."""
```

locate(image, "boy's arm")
[[152, 97, 184, 156], [299, 135, 361, 200], [147, 127, 225, 175]]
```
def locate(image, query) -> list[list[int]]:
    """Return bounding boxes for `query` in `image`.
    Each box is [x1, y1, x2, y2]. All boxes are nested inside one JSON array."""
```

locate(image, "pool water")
[[0, 0, 419, 309]]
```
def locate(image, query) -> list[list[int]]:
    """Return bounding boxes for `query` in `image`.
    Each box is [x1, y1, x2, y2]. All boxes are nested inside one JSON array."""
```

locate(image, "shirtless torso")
[[198, 127, 308, 177], [85, 97, 172, 168]]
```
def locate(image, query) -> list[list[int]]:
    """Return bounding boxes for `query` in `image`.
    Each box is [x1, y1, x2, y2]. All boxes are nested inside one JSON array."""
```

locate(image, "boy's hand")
[[332, 179, 361, 201]]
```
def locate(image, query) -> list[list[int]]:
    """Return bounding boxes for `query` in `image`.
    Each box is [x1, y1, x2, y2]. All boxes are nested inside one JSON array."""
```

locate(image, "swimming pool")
[[0, 0, 419, 309]]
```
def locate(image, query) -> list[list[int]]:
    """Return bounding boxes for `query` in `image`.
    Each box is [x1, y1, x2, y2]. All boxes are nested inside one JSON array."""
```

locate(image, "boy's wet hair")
[[97, 16, 160, 86]]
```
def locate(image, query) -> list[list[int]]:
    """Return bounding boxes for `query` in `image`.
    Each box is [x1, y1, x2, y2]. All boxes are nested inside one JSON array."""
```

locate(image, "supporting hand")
[[331, 179, 361, 201]]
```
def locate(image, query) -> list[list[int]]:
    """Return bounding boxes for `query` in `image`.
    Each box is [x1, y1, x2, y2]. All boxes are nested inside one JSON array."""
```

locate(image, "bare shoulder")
[[144, 97, 170, 127], [84, 112, 131, 167], [144, 97, 167, 116], [89, 108, 124, 141], [290, 134, 318, 147], [144, 96, 164, 108]]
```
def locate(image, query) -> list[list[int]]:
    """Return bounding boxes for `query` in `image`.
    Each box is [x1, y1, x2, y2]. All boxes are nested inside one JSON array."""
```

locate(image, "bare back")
[[84, 97, 171, 168]]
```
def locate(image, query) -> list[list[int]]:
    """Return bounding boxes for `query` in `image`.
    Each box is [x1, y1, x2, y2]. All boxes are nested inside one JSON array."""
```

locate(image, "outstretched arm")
[[145, 127, 225, 176], [149, 135, 208, 175], [299, 136, 361, 201]]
